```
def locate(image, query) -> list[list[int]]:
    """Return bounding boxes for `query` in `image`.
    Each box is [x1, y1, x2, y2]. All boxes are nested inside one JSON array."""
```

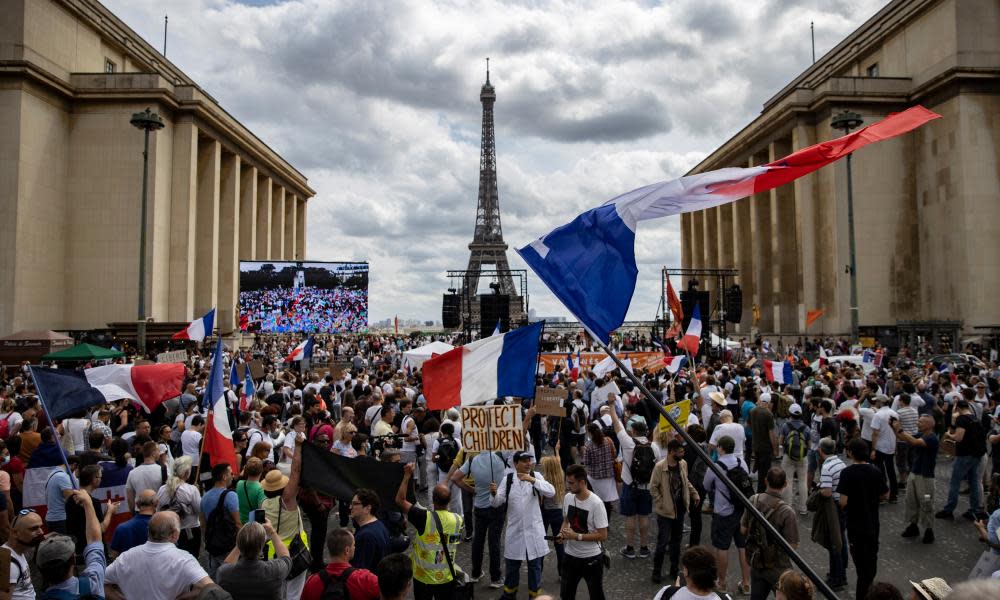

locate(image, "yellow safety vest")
[[412, 509, 463, 585]]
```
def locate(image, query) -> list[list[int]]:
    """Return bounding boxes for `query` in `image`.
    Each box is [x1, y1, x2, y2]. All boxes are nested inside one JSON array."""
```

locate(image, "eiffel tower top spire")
[[473, 59, 502, 247]]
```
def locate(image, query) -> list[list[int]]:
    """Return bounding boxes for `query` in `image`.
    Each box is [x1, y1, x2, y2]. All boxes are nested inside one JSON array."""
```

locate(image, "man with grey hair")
[[818, 436, 848, 591], [216, 519, 291, 599], [110, 489, 158, 558], [105, 511, 212, 600]]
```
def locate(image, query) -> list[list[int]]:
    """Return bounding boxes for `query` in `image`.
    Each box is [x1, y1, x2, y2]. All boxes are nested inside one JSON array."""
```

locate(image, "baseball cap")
[[788, 403, 802, 415], [293, 389, 303, 398], [512, 450, 532, 462], [36, 534, 75, 568], [759, 393, 772, 404]]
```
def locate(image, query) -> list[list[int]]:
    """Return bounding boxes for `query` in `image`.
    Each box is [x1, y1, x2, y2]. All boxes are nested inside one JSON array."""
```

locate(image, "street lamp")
[[130, 107, 165, 357], [831, 110, 864, 341]]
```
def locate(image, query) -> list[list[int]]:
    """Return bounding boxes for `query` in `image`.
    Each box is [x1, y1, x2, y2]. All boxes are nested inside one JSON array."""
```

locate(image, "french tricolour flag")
[[22, 442, 66, 520], [763, 360, 794, 385], [171, 308, 215, 342], [516, 107, 940, 343], [662, 354, 687, 375], [285, 337, 314, 363], [240, 373, 255, 413], [202, 341, 238, 473], [31, 363, 184, 421], [677, 304, 703, 355], [423, 322, 543, 410]]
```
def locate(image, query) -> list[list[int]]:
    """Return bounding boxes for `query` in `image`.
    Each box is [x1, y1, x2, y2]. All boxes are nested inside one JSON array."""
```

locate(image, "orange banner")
[[539, 352, 667, 374], [806, 308, 824, 328]]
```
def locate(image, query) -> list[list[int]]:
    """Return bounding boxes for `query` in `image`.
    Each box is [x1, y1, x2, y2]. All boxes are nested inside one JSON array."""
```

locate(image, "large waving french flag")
[[517, 107, 940, 343], [171, 308, 215, 342], [202, 341, 238, 473], [677, 304, 703, 355], [31, 364, 185, 420], [423, 322, 543, 410], [763, 360, 794, 385]]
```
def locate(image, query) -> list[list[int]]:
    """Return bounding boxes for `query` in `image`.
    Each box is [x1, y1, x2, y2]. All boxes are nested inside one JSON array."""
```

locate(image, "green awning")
[[42, 343, 125, 361]]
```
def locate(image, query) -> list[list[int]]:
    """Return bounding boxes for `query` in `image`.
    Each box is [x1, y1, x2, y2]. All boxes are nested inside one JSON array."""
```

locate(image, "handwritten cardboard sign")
[[156, 350, 188, 364], [460, 405, 524, 452], [533, 387, 567, 417]]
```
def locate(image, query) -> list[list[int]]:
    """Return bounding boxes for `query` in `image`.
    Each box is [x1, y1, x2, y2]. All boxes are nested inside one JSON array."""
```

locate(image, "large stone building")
[[680, 0, 998, 345], [0, 0, 315, 337]]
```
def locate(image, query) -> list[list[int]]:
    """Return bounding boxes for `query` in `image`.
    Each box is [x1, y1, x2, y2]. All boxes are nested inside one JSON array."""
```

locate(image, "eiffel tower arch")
[[461, 63, 523, 334]]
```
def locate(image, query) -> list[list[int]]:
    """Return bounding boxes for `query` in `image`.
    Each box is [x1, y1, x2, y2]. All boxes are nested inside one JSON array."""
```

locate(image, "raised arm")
[[281, 432, 304, 508], [396, 463, 415, 514]]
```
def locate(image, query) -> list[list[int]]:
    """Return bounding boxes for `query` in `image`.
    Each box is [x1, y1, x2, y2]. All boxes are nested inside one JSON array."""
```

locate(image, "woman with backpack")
[[155, 456, 202, 558]]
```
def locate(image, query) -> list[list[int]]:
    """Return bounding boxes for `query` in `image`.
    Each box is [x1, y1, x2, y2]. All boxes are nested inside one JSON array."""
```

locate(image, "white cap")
[[788, 403, 802, 415]]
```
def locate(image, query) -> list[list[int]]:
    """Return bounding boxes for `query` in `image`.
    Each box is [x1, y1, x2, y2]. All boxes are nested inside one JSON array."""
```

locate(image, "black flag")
[[300, 442, 415, 510]]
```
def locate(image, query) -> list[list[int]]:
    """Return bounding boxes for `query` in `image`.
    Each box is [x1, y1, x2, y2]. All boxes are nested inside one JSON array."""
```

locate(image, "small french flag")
[[240, 373, 255, 412], [171, 308, 215, 342], [423, 322, 543, 410], [662, 354, 687, 375], [763, 360, 794, 385], [284, 337, 314, 363], [677, 304, 702, 355]]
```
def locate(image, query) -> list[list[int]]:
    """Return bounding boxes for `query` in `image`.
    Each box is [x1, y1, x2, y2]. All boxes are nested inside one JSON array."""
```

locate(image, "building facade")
[[0, 0, 315, 336], [680, 0, 999, 340]]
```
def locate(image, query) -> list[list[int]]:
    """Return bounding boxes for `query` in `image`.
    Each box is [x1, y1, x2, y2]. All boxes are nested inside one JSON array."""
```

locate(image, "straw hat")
[[709, 391, 727, 406], [910, 578, 952, 600], [261, 469, 289, 492]]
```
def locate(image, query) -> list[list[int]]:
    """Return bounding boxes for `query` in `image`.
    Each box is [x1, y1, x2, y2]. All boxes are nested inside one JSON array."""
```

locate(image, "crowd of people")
[[1, 332, 1000, 600], [238, 286, 368, 333]]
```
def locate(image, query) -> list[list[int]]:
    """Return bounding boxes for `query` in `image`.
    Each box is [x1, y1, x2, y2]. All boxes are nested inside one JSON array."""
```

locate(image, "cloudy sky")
[[107, 0, 888, 324]]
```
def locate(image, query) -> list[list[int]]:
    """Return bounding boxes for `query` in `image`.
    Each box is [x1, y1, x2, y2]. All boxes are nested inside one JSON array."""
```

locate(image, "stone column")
[[239, 164, 257, 261], [255, 174, 272, 259], [680, 212, 692, 269], [271, 185, 285, 260], [296, 198, 306, 260], [168, 119, 198, 321], [733, 195, 753, 334], [793, 120, 820, 333], [217, 152, 241, 333], [194, 136, 220, 317], [770, 138, 799, 334], [284, 193, 296, 259], [703, 207, 718, 305], [750, 152, 774, 333]]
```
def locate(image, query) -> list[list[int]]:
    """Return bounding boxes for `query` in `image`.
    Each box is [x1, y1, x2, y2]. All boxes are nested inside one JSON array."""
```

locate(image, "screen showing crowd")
[[239, 261, 369, 333]]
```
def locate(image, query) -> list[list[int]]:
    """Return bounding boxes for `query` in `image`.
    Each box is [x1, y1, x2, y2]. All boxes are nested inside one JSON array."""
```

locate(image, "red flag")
[[806, 308, 824, 328], [666, 277, 683, 324]]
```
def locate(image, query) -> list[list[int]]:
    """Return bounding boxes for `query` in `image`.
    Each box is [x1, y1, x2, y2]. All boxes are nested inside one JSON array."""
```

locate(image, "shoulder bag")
[[277, 501, 312, 580], [431, 510, 473, 599]]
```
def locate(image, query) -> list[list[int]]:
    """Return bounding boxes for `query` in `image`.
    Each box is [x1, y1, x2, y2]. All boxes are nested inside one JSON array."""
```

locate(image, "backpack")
[[317, 567, 355, 600], [784, 422, 808, 462], [571, 401, 588, 431], [629, 441, 656, 486], [744, 495, 785, 570], [436, 437, 459, 472], [204, 490, 239, 556], [719, 458, 755, 502], [162, 486, 191, 518], [773, 395, 791, 419], [40, 577, 102, 600], [503, 471, 541, 508]]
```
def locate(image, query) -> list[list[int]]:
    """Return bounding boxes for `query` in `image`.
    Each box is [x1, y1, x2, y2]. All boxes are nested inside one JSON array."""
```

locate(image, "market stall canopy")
[[403, 341, 455, 370], [42, 343, 124, 361], [0, 330, 74, 363]]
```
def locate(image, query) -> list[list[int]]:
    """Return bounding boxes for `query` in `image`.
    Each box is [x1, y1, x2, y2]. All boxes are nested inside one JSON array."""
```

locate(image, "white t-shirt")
[[870, 407, 899, 454], [126, 463, 164, 499], [709, 422, 746, 459], [245, 428, 273, 458], [106, 541, 208, 600], [653, 587, 724, 600], [180, 429, 202, 460], [64, 418, 90, 454], [278, 432, 297, 465], [400, 415, 418, 453], [364, 405, 384, 428], [562, 491, 608, 558], [3, 544, 34, 600]]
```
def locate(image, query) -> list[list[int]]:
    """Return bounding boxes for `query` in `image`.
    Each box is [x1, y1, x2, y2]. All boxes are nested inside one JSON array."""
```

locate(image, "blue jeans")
[[943, 455, 983, 513], [502, 556, 543, 597], [541, 507, 565, 574]]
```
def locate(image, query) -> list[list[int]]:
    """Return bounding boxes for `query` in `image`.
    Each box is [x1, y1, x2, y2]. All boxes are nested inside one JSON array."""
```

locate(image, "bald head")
[[149, 511, 180, 542], [432, 483, 451, 509], [136, 489, 158, 514]]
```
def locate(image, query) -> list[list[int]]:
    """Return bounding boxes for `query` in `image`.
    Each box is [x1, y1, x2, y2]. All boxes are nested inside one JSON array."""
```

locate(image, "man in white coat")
[[490, 450, 555, 599]]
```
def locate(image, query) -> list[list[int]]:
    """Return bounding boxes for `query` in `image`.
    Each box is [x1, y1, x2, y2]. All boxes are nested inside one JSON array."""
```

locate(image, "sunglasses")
[[12, 508, 35, 527]]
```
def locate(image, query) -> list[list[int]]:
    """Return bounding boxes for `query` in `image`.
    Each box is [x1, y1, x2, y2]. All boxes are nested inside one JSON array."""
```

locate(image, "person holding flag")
[[201, 341, 238, 477]]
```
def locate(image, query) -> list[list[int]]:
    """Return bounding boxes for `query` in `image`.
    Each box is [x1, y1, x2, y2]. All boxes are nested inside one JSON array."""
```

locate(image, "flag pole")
[[586, 331, 838, 600], [28, 366, 79, 489]]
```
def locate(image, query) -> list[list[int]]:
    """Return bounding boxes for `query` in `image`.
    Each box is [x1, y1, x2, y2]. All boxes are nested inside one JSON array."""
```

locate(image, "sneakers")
[[470, 574, 483, 583], [489, 580, 503, 589], [901, 523, 920, 538], [935, 510, 954, 520], [638, 546, 651, 558], [923, 529, 935, 544], [620, 546, 637, 559]]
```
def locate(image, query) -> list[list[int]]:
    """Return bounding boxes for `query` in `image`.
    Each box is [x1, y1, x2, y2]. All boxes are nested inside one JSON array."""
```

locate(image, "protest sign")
[[156, 350, 188, 364], [329, 361, 352, 380], [658, 399, 691, 434], [248, 359, 265, 380], [460, 405, 524, 452], [533, 387, 567, 417]]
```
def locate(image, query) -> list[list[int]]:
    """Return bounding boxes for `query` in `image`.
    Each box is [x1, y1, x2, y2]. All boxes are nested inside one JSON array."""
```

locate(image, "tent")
[[0, 330, 74, 363], [42, 343, 124, 361], [402, 341, 454, 370], [709, 333, 742, 349]]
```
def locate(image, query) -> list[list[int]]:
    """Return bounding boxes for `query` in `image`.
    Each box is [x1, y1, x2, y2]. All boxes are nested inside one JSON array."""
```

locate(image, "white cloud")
[[106, 0, 889, 323]]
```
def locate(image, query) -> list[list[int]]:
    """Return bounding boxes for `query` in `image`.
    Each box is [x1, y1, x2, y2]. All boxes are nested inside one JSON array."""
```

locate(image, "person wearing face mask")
[[3, 507, 46, 599]]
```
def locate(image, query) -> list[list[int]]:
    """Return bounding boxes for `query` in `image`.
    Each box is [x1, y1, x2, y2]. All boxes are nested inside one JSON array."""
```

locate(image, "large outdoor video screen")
[[239, 261, 369, 333]]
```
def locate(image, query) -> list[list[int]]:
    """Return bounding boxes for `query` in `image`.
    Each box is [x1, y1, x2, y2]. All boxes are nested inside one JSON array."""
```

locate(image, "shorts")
[[619, 483, 652, 516], [711, 509, 746, 550]]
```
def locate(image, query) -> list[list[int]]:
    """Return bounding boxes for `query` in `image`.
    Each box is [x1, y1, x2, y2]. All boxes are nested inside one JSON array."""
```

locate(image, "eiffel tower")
[[461, 61, 522, 333]]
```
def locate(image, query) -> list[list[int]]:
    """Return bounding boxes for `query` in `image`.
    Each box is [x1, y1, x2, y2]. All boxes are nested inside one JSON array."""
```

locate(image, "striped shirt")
[[820, 455, 847, 501], [897, 406, 919, 435]]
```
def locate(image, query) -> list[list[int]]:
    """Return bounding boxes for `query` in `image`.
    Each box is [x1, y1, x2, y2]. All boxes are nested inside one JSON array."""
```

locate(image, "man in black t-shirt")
[[894, 415, 939, 543], [938, 399, 986, 520], [837, 438, 888, 600]]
